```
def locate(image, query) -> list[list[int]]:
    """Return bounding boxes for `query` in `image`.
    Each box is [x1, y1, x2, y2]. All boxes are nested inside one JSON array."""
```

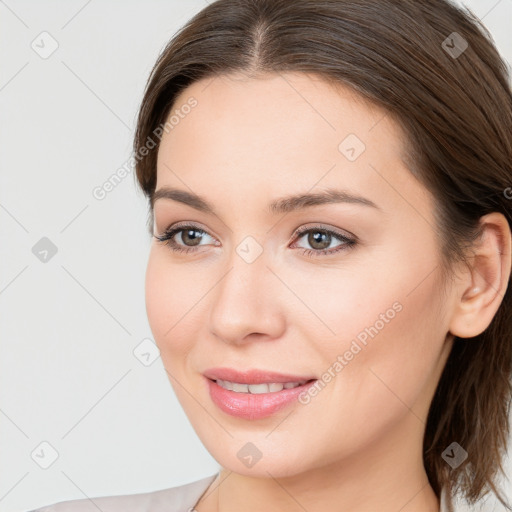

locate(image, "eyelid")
[[292, 223, 356, 242], [157, 221, 355, 241], [156, 220, 213, 238], [158, 220, 358, 240]]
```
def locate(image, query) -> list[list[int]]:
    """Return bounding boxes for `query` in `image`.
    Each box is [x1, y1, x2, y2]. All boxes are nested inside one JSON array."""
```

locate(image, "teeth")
[[216, 379, 307, 393]]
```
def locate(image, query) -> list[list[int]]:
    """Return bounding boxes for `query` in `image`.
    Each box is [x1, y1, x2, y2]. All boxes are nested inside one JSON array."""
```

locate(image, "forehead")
[[155, 72, 430, 219], [163, 71, 401, 151]]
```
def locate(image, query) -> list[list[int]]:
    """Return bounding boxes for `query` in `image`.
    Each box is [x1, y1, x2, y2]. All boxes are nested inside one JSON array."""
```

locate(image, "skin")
[[145, 72, 511, 512]]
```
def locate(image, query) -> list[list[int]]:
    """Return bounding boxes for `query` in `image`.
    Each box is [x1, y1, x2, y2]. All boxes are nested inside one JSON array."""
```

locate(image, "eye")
[[154, 222, 217, 254], [154, 222, 357, 258], [291, 224, 357, 258]]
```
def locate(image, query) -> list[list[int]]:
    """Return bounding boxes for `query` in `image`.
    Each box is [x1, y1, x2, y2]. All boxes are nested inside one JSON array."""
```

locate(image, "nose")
[[208, 247, 286, 345]]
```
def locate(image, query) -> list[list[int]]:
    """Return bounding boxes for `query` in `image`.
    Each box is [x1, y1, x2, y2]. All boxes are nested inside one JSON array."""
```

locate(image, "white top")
[[29, 472, 455, 511]]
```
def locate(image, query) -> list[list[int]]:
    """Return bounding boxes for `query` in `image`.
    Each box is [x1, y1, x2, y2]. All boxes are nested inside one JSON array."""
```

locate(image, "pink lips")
[[203, 367, 317, 420]]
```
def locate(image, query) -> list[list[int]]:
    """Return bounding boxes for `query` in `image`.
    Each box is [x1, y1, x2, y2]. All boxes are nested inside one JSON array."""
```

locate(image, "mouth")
[[202, 367, 317, 385], [208, 378, 317, 394], [204, 375, 318, 420]]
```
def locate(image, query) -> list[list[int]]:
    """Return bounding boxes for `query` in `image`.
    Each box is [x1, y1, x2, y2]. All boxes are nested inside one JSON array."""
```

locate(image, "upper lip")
[[203, 367, 317, 384]]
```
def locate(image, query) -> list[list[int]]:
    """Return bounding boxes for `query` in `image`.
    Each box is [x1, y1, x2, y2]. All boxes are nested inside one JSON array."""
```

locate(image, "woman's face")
[[145, 72, 455, 477]]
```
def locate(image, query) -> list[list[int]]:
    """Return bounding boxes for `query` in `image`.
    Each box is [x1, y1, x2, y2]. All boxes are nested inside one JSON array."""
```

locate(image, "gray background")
[[0, 1, 511, 511]]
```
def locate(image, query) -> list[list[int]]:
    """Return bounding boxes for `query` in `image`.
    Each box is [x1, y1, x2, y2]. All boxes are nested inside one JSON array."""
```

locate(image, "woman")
[[30, 0, 512, 511]]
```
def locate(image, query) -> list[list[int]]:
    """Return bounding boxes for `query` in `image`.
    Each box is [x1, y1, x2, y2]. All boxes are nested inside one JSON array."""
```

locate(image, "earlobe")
[[448, 212, 512, 339]]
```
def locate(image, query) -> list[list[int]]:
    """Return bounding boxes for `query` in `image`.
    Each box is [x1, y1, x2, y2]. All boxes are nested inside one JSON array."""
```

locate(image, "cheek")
[[282, 271, 444, 460], [145, 249, 202, 358], [279, 250, 410, 352], [289, 242, 445, 400]]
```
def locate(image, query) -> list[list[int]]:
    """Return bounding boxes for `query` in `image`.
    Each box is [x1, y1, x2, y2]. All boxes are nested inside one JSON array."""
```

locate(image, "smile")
[[205, 377, 318, 420], [215, 379, 309, 393]]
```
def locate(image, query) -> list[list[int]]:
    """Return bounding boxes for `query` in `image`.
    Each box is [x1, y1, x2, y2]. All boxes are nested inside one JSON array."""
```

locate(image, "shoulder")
[[28, 473, 218, 512]]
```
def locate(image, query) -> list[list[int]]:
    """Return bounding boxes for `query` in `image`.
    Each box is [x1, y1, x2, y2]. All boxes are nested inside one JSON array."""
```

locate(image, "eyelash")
[[154, 222, 357, 258]]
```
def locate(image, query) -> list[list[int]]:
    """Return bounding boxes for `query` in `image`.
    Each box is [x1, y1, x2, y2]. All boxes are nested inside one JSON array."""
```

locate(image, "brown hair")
[[133, 1, 512, 510]]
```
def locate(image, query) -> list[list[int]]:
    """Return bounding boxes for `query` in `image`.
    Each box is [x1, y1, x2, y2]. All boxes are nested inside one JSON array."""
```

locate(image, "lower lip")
[[205, 377, 317, 420]]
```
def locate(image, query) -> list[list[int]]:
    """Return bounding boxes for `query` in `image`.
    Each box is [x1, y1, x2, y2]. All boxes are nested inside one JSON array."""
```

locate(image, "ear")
[[448, 212, 512, 339]]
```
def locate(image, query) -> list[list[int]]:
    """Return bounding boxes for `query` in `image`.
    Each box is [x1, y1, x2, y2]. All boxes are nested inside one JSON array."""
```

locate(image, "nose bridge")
[[208, 239, 283, 343]]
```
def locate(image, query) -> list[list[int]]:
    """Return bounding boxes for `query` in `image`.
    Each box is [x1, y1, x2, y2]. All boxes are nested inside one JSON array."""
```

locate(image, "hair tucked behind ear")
[[133, 1, 512, 510]]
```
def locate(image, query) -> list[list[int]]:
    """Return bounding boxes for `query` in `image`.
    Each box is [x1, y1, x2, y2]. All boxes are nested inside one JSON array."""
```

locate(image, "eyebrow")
[[151, 186, 381, 214]]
